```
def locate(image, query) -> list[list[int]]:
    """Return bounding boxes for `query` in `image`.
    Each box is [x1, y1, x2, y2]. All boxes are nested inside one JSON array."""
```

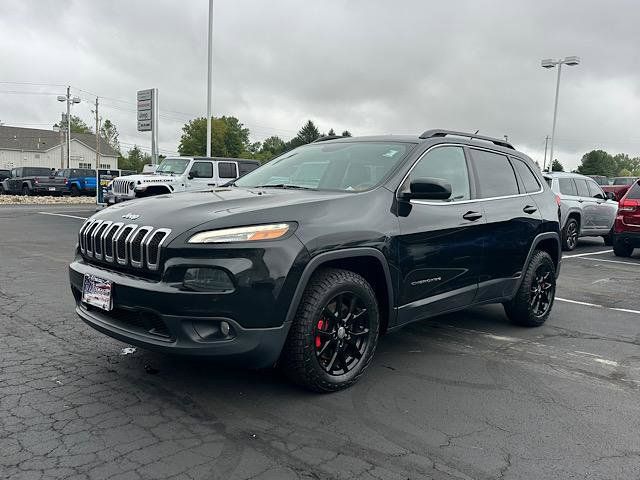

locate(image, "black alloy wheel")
[[530, 265, 555, 318], [281, 268, 380, 392], [314, 292, 371, 376]]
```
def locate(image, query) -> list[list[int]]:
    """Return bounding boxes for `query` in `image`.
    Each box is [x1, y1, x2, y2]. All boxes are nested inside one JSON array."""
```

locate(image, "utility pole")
[[59, 113, 65, 169], [206, 0, 214, 157], [543, 135, 549, 171], [94, 97, 100, 170], [66, 86, 71, 168]]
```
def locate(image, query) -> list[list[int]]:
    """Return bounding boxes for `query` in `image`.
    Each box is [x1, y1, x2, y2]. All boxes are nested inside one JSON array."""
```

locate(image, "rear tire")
[[70, 184, 80, 197], [562, 217, 579, 251], [280, 268, 380, 392], [22, 185, 31, 196], [504, 250, 556, 327], [613, 237, 634, 257]]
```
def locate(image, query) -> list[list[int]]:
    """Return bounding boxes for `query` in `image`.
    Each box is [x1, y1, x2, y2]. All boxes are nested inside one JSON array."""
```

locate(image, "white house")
[[0, 125, 118, 171]]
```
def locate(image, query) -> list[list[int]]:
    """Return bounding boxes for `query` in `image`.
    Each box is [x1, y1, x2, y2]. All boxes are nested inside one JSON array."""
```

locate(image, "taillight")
[[555, 194, 561, 206], [619, 199, 639, 212], [34, 177, 39, 184]]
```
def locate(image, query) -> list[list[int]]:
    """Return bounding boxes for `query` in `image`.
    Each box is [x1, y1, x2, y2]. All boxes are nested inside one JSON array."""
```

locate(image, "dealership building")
[[0, 125, 118, 171]]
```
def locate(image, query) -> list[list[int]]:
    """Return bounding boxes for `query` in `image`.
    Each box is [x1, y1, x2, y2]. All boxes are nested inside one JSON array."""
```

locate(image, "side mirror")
[[605, 191, 616, 201], [402, 177, 452, 200], [188, 173, 194, 180]]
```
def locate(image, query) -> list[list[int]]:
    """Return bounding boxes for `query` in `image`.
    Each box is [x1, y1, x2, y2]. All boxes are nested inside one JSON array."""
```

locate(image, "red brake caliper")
[[315, 319, 324, 348]]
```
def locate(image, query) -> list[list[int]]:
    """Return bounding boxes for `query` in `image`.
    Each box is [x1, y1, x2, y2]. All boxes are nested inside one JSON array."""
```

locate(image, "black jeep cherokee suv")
[[69, 129, 561, 391]]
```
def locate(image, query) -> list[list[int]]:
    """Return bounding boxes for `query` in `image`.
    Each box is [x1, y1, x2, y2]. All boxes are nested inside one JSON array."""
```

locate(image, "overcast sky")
[[1, 0, 639, 170]]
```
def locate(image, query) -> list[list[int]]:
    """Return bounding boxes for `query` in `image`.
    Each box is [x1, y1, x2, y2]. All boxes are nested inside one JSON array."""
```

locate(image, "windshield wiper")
[[252, 184, 315, 190]]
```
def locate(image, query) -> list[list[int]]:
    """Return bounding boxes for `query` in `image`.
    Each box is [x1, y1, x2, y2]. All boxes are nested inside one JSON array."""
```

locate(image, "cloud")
[[1, 0, 639, 169]]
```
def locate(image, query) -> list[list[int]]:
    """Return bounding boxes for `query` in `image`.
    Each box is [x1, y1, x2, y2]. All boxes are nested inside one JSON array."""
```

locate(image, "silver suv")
[[544, 172, 618, 251]]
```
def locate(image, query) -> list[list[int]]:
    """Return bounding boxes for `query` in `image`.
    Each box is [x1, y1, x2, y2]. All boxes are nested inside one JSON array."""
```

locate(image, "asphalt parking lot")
[[2, 205, 640, 480]]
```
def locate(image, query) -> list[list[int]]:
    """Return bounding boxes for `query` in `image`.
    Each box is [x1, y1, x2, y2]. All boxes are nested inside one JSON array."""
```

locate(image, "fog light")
[[183, 267, 234, 292], [220, 321, 230, 336]]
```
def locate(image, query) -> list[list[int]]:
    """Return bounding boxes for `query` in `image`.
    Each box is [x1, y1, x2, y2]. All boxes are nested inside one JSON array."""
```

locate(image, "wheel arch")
[[565, 210, 581, 230], [525, 232, 561, 277], [284, 248, 395, 334]]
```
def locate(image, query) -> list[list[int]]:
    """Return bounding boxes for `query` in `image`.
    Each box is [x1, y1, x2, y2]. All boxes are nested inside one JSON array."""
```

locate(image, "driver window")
[[587, 179, 604, 199], [189, 162, 213, 179], [409, 146, 470, 201]]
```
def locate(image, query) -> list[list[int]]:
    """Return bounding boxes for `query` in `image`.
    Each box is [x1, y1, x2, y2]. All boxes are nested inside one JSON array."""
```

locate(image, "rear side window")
[[218, 162, 238, 179], [574, 178, 589, 197], [238, 161, 259, 176], [409, 146, 470, 201], [558, 178, 577, 196], [512, 158, 540, 193], [470, 149, 518, 198], [627, 182, 640, 199], [190, 162, 213, 178]]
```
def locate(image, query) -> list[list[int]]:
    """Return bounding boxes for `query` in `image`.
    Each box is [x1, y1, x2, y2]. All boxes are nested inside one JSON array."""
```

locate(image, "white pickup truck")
[[109, 156, 260, 202]]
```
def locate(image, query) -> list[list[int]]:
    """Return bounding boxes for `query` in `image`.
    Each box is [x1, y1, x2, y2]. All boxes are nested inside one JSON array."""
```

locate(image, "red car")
[[603, 176, 638, 201], [613, 180, 640, 257]]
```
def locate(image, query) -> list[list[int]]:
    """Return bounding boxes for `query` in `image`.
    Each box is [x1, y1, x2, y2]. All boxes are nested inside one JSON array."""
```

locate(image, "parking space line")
[[577, 257, 640, 266], [557, 297, 640, 315], [563, 250, 613, 258], [37, 212, 88, 220]]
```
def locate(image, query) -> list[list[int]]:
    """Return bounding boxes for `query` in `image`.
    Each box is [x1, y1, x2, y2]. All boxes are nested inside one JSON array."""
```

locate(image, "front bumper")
[[69, 235, 308, 366]]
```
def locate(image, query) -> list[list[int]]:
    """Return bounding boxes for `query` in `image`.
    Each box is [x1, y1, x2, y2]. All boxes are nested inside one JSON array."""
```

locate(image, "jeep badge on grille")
[[122, 213, 140, 220]]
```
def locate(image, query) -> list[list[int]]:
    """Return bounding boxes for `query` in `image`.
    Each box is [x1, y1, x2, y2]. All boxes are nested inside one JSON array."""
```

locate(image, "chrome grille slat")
[[80, 221, 171, 273]]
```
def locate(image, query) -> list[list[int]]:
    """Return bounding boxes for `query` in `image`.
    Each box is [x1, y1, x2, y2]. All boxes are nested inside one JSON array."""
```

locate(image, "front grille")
[[112, 179, 131, 195], [79, 220, 171, 272]]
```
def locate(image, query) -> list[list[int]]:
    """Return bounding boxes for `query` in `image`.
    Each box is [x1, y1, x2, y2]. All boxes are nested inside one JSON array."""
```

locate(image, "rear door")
[[468, 148, 543, 300], [396, 145, 484, 324], [186, 161, 215, 190], [573, 177, 598, 233]]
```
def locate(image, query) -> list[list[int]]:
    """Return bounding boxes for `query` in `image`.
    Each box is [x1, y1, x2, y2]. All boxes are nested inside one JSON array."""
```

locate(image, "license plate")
[[82, 274, 113, 311], [48, 187, 56, 191]]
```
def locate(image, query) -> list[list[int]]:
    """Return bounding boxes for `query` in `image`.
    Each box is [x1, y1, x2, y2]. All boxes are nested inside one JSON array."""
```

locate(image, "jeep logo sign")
[[122, 213, 140, 220]]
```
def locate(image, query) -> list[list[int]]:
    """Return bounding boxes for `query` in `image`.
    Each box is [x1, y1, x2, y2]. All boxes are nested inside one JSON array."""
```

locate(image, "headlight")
[[128, 181, 135, 189], [188, 223, 293, 243]]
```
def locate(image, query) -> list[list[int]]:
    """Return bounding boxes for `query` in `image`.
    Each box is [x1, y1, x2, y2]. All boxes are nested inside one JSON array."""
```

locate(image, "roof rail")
[[312, 135, 344, 143], [419, 129, 514, 150]]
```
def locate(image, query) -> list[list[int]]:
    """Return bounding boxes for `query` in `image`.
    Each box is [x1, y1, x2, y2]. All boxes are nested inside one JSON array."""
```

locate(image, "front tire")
[[280, 268, 380, 392], [504, 250, 556, 327], [562, 218, 579, 251]]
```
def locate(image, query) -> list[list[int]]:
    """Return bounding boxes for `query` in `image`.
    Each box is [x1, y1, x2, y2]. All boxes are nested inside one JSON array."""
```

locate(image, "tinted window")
[[238, 161, 259, 176], [512, 159, 540, 193], [409, 146, 470, 201], [471, 149, 518, 198], [558, 178, 577, 196], [574, 178, 589, 197], [587, 180, 604, 198], [626, 182, 640, 199], [218, 162, 238, 179], [189, 162, 213, 178]]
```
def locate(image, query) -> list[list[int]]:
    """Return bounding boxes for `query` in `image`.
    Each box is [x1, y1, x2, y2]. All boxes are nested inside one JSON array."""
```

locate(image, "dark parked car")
[[587, 175, 609, 186], [1, 167, 67, 195], [69, 130, 561, 391], [612, 180, 640, 257]]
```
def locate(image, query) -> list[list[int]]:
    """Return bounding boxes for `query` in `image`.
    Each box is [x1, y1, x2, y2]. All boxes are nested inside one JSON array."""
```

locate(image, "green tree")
[[260, 136, 286, 156], [327, 128, 336, 136], [576, 150, 618, 177], [118, 145, 151, 172], [178, 116, 250, 157], [341, 130, 352, 137], [551, 159, 564, 172], [100, 119, 120, 153], [69, 115, 92, 133], [296, 120, 321, 144]]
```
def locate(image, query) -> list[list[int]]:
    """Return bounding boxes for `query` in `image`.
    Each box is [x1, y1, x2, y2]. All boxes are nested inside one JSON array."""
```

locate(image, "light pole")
[[206, 0, 214, 157], [541, 56, 580, 171], [57, 86, 81, 168]]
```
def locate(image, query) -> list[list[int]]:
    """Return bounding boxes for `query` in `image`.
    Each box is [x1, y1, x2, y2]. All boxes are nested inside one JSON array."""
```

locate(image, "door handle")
[[578, 199, 584, 203], [462, 211, 483, 221], [523, 205, 537, 214]]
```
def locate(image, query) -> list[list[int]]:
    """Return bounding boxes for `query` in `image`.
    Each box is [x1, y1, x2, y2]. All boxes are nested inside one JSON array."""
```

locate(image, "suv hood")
[[93, 187, 354, 232]]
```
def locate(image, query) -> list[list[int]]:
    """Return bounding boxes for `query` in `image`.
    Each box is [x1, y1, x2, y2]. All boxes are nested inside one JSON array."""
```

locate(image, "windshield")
[[156, 158, 189, 175], [235, 142, 413, 191]]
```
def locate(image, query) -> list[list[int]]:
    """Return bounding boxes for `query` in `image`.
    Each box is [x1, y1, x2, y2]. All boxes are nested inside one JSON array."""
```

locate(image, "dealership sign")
[[137, 89, 155, 132]]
